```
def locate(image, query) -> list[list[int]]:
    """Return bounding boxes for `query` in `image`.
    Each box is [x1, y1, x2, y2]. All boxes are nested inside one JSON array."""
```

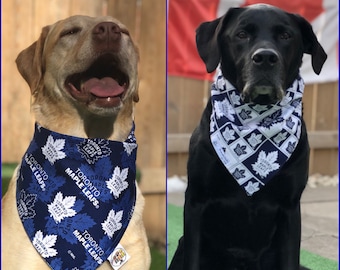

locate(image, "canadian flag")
[[168, 0, 338, 83]]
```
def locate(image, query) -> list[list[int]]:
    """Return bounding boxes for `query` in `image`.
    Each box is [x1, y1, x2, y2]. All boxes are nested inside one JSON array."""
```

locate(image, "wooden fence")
[[168, 76, 339, 177], [2, 0, 166, 245]]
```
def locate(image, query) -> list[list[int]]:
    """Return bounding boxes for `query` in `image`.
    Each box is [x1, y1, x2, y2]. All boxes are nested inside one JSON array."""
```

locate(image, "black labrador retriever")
[[169, 4, 327, 270]]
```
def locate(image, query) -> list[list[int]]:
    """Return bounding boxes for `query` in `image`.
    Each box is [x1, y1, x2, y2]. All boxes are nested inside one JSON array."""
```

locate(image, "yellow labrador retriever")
[[2, 15, 150, 270]]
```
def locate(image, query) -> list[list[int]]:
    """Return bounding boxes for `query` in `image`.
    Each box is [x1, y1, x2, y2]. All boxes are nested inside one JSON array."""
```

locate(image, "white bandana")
[[210, 70, 304, 196]]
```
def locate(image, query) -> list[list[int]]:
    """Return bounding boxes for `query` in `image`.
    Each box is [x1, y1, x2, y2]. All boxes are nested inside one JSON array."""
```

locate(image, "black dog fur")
[[169, 4, 327, 270]]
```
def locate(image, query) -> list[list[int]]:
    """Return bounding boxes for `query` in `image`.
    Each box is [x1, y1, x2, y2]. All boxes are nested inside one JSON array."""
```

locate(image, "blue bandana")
[[210, 70, 303, 196], [16, 123, 137, 269]]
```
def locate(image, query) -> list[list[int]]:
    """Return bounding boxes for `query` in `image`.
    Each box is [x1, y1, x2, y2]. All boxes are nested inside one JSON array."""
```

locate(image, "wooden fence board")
[[168, 76, 207, 133], [107, 0, 138, 37], [133, 0, 166, 169]]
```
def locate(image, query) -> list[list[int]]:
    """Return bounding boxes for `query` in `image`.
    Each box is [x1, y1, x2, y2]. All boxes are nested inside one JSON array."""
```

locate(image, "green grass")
[[1, 163, 166, 269], [2, 163, 17, 197], [300, 249, 338, 270], [150, 245, 166, 270]]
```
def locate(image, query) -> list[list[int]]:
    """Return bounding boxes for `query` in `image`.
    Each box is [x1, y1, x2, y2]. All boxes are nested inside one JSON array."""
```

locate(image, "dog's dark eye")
[[236, 31, 248, 39], [279, 32, 291, 40], [60, 27, 81, 37]]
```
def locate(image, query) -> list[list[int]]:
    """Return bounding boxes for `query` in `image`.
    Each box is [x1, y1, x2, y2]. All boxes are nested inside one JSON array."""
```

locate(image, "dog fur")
[[2, 15, 150, 270], [169, 4, 327, 270]]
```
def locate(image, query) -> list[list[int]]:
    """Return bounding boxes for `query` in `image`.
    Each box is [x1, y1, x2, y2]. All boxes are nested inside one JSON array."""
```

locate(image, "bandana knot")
[[17, 123, 137, 269], [210, 70, 304, 196]]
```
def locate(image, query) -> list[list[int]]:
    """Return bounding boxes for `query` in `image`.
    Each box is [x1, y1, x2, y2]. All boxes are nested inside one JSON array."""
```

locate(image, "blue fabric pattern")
[[210, 70, 304, 196], [16, 123, 137, 269]]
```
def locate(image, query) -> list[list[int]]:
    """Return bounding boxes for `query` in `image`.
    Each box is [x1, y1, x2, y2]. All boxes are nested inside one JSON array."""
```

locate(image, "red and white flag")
[[168, 0, 338, 84]]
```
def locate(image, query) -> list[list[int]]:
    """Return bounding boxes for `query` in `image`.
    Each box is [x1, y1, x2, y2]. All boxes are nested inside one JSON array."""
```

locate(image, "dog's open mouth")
[[65, 54, 129, 108]]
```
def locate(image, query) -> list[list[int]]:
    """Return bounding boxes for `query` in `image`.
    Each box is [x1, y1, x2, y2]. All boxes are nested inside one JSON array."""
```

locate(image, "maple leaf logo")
[[123, 142, 137, 155], [102, 210, 123, 239], [106, 167, 129, 199], [232, 168, 246, 180], [233, 144, 247, 156], [286, 141, 296, 154], [17, 190, 37, 220], [230, 91, 241, 106], [42, 135, 66, 165], [286, 117, 295, 129], [77, 139, 112, 164], [222, 127, 236, 142], [244, 181, 260, 196], [273, 132, 288, 145], [47, 192, 77, 223], [247, 133, 262, 148], [32, 230, 58, 258], [239, 109, 252, 120], [214, 99, 235, 121], [259, 110, 284, 129], [251, 104, 269, 113], [251, 151, 280, 178]]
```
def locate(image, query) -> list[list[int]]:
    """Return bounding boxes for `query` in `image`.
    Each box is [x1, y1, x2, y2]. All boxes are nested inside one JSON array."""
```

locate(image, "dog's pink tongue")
[[82, 77, 125, 97]]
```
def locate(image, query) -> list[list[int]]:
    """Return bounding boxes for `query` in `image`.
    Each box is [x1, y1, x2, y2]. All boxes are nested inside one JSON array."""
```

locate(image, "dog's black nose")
[[252, 48, 279, 67]]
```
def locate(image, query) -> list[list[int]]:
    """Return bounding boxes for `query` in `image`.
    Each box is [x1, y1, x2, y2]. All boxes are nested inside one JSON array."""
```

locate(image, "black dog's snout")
[[252, 48, 279, 67]]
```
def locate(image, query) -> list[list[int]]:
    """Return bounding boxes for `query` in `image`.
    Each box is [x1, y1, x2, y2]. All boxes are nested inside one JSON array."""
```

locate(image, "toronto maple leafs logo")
[[258, 110, 284, 129], [77, 139, 112, 164], [291, 98, 302, 108], [247, 133, 262, 148], [32, 230, 58, 258], [123, 142, 137, 155], [239, 109, 252, 120], [222, 127, 236, 142], [251, 104, 270, 113], [47, 192, 77, 223], [286, 141, 296, 154], [273, 132, 288, 145], [17, 189, 37, 220], [286, 117, 295, 129], [232, 168, 245, 180], [41, 135, 66, 165], [214, 99, 235, 121], [252, 151, 280, 178], [106, 167, 129, 199], [229, 91, 241, 106], [102, 210, 123, 239], [244, 181, 260, 196], [234, 143, 247, 156]]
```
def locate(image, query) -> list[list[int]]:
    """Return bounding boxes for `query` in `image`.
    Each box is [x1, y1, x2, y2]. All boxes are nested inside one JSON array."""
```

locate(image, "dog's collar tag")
[[210, 70, 304, 196], [16, 123, 137, 269], [107, 243, 131, 269]]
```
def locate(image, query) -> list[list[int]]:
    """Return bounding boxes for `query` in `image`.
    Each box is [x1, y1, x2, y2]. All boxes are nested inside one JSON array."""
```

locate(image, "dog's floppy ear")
[[133, 78, 139, 103], [196, 8, 239, 73], [292, 14, 327, 75], [16, 26, 50, 93]]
